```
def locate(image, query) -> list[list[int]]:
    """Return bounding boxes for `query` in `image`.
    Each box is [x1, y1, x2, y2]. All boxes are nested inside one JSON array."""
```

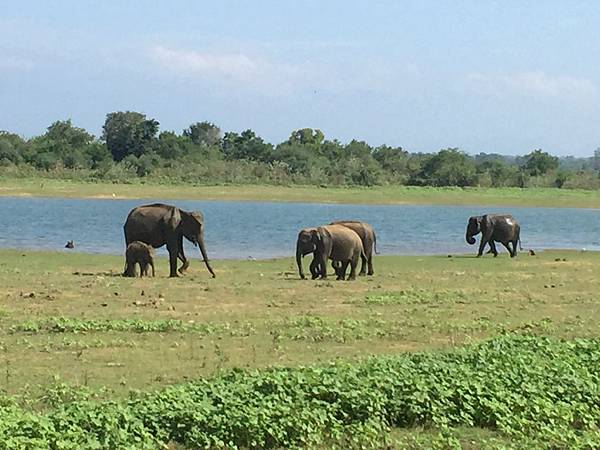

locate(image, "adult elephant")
[[466, 214, 521, 258], [123, 203, 216, 278], [330, 220, 377, 275], [296, 224, 364, 280]]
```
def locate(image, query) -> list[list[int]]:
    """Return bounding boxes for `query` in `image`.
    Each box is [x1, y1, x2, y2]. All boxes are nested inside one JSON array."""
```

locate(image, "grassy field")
[[1, 248, 598, 393], [3, 177, 600, 207], [1, 248, 599, 447]]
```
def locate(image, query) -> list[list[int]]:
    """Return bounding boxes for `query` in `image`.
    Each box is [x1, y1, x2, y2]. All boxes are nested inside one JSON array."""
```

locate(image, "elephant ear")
[[317, 226, 333, 256], [310, 228, 322, 245], [166, 207, 182, 230], [480, 215, 493, 232], [190, 211, 204, 225]]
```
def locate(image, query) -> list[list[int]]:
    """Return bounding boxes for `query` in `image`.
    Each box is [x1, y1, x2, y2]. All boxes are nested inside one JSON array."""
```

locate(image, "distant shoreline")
[[2, 177, 600, 208]]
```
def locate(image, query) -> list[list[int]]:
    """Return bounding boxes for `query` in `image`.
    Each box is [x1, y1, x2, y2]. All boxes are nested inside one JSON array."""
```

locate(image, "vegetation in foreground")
[[1, 249, 600, 448], [2, 335, 599, 449], [2, 114, 600, 191]]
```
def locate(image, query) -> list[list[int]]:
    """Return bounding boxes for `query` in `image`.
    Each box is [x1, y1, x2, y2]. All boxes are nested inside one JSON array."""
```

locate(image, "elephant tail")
[[373, 231, 379, 254]]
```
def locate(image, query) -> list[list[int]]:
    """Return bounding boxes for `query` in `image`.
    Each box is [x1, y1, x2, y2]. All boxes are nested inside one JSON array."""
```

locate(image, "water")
[[1, 197, 599, 259]]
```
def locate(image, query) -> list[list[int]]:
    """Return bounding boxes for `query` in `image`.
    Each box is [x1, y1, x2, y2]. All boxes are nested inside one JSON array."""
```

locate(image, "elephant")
[[295, 227, 322, 280], [123, 203, 216, 278], [466, 214, 522, 257], [330, 220, 377, 275], [124, 241, 155, 277], [296, 224, 364, 280]]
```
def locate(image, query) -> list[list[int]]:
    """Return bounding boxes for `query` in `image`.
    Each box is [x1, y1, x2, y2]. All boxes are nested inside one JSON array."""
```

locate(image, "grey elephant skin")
[[295, 227, 322, 280], [124, 241, 155, 277], [466, 214, 521, 257], [296, 224, 364, 280], [330, 220, 377, 275], [123, 203, 216, 278]]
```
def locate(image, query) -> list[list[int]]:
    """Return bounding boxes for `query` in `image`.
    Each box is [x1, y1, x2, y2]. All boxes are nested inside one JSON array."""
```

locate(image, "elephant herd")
[[121, 203, 522, 280], [296, 221, 377, 281]]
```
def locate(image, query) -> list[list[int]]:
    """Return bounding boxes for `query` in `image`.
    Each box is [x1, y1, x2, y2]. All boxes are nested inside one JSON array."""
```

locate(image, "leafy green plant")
[[1, 335, 599, 448]]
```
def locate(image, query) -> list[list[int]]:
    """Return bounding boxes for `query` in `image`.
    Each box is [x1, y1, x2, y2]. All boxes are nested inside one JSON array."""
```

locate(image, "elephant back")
[[323, 224, 363, 260], [330, 221, 373, 253]]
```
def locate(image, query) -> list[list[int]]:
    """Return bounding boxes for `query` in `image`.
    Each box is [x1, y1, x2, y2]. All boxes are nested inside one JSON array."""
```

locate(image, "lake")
[[1, 197, 599, 259]]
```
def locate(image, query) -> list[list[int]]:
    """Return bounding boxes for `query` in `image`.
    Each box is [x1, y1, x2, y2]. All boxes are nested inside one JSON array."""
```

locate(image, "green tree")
[[45, 120, 94, 149], [522, 149, 558, 176], [287, 128, 325, 146], [102, 111, 159, 161], [83, 142, 112, 169], [554, 169, 569, 188], [319, 139, 344, 162], [372, 145, 410, 181], [183, 122, 221, 147], [412, 148, 476, 187], [0, 131, 27, 164], [477, 159, 519, 187], [155, 131, 190, 160], [25, 120, 96, 169], [222, 129, 272, 162], [344, 140, 372, 159]]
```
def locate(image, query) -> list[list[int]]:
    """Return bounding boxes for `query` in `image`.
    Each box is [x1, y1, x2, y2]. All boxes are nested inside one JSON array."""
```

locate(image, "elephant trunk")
[[198, 238, 216, 278], [466, 231, 476, 245], [296, 245, 305, 279]]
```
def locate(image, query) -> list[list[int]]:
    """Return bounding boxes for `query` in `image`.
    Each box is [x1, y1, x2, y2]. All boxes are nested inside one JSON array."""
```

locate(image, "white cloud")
[[467, 71, 598, 99], [151, 45, 259, 80], [149, 45, 312, 98], [148, 45, 423, 101]]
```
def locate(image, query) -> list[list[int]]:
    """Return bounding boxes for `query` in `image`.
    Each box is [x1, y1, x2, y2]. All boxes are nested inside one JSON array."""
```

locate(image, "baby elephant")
[[124, 241, 155, 277]]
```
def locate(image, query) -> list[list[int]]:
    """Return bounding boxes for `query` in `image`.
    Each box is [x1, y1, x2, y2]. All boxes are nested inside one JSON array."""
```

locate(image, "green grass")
[[3, 177, 600, 207], [1, 248, 600, 447], [1, 247, 599, 394]]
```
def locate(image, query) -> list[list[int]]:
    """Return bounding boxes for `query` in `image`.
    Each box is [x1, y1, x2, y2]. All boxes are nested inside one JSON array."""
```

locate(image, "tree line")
[[1, 111, 599, 189]]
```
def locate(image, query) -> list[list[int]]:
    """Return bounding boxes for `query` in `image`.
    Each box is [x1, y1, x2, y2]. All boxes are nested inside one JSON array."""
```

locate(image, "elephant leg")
[[358, 253, 367, 276], [489, 240, 499, 257], [177, 235, 189, 274], [310, 257, 320, 279], [352, 251, 362, 280], [367, 252, 374, 276], [317, 254, 328, 279], [347, 257, 358, 281], [511, 240, 518, 257], [331, 260, 342, 278], [501, 242, 513, 257], [150, 261, 155, 277], [331, 261, 338, 279], [337, 261, 349, 280], [477, 238, 487, 257], [166, 240, 179, 277]]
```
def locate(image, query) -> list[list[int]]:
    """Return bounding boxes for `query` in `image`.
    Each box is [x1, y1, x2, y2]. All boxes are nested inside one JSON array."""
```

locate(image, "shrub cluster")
[[1, 335, 599, 448], [1, 114, 599, 188]]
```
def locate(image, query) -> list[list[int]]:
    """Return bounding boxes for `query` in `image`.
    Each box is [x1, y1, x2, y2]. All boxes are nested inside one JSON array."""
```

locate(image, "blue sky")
[[2, 1, 600, 155]]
